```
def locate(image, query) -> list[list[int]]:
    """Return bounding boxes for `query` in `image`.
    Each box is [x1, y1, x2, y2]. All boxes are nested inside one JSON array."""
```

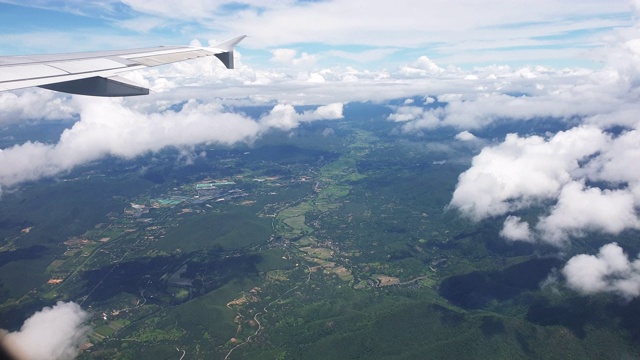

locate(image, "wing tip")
[[212, 35, 247, 52]]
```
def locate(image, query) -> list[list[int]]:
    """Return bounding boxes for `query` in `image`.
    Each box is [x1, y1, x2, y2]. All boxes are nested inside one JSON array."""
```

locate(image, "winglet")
[[211, 35, 247, 69], [211, 35, 247, 52]]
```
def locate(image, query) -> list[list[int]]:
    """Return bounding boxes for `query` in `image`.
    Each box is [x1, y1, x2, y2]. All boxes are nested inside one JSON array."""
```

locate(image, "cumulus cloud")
[[582, 128, 640, 186], [259, 103, 343, 131], [270, 49, 317, 68], [388, 86, 624, 131], [563, 243, 640, 299], [0, 301, 90, 360], [304, 72, 326, 83], [0, 91, 75, 126], [500, 216, 533, 242], [399, 56, 444, 77], [449, 124, 640, 246], [454, 130, 477, 141], [449, 126, 608, 221], [536, 181, 640, 243], [387, 106, 429, 123], [0, 98, 343, 189], [0, 98, 259, 188]]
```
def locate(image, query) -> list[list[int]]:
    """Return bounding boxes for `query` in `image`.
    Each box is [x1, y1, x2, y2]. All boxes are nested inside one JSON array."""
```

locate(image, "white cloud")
[[259, 102, 343, 131], [450, 117, 640, 246], [454, 130, 477, 141], [399, 56, 444, 77], [389, 85, 624, 131], [582, 128, 640, 187], [0, 97, 260, 187], [307, 103, 344, 120], [563, 243, 640, 299], [259, 104, 306, 131], [0, 0, 633, 70], [449, 126, 609, 222], [305, 72, 326, 83], [536, 181, 640, 244], [0, 301, 90, 360], [0, 97, 342, 189], [0, 91, 75, 126], [500, 215, 533, 242], [217, 0, 632, 67], [387, 106, 428, 123], [450, 123, 640, 246], [382, 32, 640, 132], [270, 49, 317, 68]]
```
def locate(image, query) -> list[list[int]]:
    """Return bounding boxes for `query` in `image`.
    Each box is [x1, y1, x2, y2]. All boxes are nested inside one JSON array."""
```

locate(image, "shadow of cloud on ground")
[[78, 250, 263, 304], [0, 245, 48, 267], [438, 257, 562, 310], [527, 296, 640, 340]]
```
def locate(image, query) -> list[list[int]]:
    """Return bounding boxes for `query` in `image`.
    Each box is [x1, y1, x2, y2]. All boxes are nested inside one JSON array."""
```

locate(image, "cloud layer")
[[0, 97, 343, 189], [1, 302, 90, 360]]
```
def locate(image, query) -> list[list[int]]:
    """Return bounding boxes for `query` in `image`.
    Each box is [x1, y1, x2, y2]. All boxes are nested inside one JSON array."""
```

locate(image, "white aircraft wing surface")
[[0, 35, 246, 97]]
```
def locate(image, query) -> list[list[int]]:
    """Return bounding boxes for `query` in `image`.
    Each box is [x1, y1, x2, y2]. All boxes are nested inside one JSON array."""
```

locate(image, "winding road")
[[224, 266, 312, 359]]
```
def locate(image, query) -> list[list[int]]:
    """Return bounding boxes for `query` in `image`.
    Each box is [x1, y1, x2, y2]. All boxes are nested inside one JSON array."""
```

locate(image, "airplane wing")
[[0, 35, 246, 97]]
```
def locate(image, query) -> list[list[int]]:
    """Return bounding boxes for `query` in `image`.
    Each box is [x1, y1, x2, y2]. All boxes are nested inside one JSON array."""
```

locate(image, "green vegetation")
[[155, 210, 271, 252], [0, 112, 638, 359]]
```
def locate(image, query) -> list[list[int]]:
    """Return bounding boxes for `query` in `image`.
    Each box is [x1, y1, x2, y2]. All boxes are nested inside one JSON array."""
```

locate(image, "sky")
[[0, 0, 635, 69], [4, 1, 640, 357]]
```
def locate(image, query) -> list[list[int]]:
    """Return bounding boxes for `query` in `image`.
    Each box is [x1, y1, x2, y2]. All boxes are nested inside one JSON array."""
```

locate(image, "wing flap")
[[0, 64, 67, 82], [47, 58, 127, 73], [130, 49, 213, 67]]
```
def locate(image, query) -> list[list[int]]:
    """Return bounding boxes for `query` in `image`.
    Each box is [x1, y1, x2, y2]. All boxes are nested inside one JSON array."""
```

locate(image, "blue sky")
[[0, 0, 635, 70]]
